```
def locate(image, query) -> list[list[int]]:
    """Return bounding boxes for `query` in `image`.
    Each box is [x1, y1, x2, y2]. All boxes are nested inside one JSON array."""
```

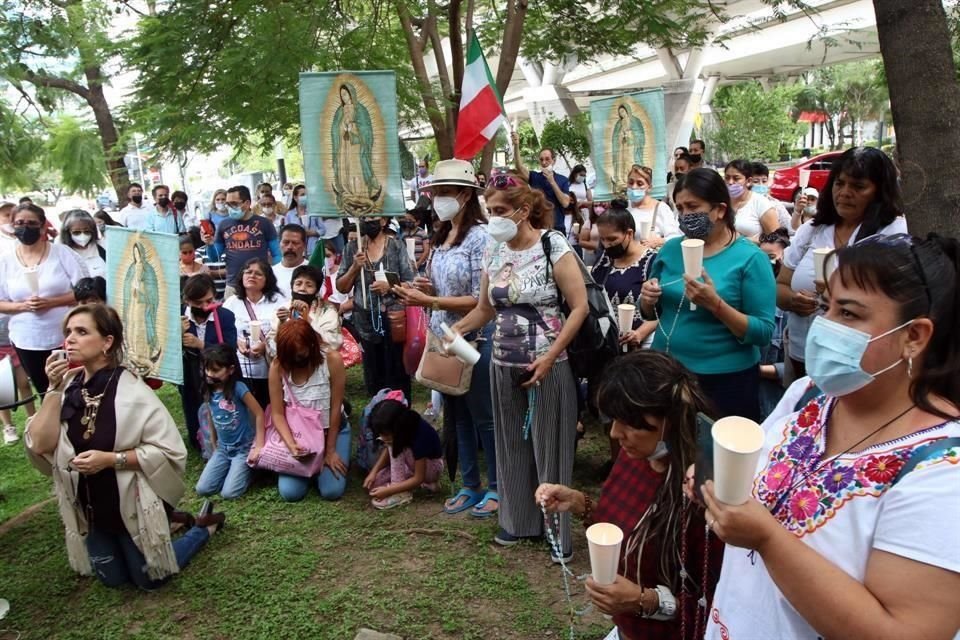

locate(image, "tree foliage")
[[711, 81, 803, 161], [539, 114, 591, 167], [793, 60, 888, 149], [0, 100, 44, 192], [44, 115, 109, 196]]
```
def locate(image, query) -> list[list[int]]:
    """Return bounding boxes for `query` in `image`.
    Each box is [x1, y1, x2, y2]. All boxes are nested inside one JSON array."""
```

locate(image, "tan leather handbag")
[[414, 332, 475, 396]]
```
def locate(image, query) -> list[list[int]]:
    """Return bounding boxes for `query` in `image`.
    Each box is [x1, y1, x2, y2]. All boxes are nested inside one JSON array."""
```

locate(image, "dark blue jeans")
[[85, 525, 209, 590], [697, 365, 762, 422], [444, 324, 497, 492]]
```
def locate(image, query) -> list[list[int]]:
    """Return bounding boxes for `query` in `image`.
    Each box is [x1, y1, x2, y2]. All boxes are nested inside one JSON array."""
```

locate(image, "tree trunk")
[[85, 74, 131, 206], [396, 1, 454, 158], [479, 0, 528, 174], [874, 0, 960, 237]]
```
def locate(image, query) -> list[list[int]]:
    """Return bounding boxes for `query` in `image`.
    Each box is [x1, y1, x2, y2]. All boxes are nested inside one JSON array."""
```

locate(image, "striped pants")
[[492, 359, 578, 553]]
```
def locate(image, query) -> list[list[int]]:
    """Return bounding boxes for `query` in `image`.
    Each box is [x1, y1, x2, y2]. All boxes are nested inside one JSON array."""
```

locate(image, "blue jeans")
[[444, 324, 497, 492], [85, 525, 209, 590], [195, 443, 253, 499], [278, 422, 351, 501]]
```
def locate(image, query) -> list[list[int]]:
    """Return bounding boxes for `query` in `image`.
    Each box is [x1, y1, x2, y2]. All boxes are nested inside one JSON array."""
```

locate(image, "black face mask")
[[688, 154, 702, 164], [603, 240, 629, 260], [157, 196, 170, 208], [131, 194, 143, 204], [14, 225, 42, 246], [361, 220, 382, 239], [174, 201, 186, 211], [674, 172, 686, 180], [291, 291, 316, 305], [191, 305, 212, 321], [399, 220, 414, 230]]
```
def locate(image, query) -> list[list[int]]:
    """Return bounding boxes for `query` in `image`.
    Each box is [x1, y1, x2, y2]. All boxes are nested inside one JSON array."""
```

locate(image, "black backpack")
[[541, 231, 620, 379]]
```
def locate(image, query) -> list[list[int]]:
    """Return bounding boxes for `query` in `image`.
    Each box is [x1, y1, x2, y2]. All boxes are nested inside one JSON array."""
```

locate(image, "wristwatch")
[[647, 585, 677, 621]]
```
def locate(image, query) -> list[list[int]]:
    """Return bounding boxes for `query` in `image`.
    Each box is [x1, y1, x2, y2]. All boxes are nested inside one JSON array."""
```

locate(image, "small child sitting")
[[362, 392, 444, 510], [273, 265, 342, 349], [195, 344, 264, 499]]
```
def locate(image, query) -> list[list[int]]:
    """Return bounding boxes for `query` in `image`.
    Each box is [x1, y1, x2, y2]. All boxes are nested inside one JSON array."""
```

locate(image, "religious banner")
[[105, 227, 183, 384], [590, 89, 668, 201], [300, 70, 404, 217]]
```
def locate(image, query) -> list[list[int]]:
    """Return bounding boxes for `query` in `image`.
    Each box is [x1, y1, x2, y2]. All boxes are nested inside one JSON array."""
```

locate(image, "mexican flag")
[[454, 33, 507, 160]]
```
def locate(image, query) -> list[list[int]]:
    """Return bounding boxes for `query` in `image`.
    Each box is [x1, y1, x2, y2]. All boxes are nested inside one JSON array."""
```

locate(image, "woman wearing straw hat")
[[393, 159, 500, 518]]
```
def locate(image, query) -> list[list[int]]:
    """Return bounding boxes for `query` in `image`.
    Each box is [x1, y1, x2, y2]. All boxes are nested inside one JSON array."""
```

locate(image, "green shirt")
[[649, 236, 776, 375]]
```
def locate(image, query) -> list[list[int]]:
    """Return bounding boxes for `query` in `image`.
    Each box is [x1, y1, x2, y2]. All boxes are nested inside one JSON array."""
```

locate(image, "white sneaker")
[[3, 425, 19, 445]]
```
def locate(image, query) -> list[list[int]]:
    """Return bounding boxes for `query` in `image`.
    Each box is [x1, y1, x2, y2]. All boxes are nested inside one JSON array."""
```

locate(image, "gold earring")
[[907, 354, 914, 379]]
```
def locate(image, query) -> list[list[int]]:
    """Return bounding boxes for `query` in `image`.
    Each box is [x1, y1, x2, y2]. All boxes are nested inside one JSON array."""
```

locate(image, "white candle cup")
[[711, 416, 766, 505], [375, 269, 388, 284], [617, 303, 635, 353], [812, 248, 832, 284], [572, 222, 581, 236], [249, 320, 262, 343], [440, 322, 481, 365], [799, 169, 811, 189], [405, 237, 417, 262], [639, 220, 652, 241], [586, 522, 624, 585], [681, 238, 705, 311], [24, 270, 39, 296]]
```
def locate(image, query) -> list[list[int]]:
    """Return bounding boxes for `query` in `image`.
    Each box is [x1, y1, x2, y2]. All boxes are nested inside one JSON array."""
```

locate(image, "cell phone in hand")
[[383, 271, 401, 287], [694, 412, 715, 502], [517, 369, 535, 387], [52, 349, 66, 361]]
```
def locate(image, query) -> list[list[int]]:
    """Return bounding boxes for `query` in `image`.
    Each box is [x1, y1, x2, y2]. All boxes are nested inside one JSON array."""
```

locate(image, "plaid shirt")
[[591, 454, 724, 640]]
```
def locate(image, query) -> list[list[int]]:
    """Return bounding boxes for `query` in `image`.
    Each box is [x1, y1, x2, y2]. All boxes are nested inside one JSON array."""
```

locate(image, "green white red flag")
[[454, 33, 507, 160]]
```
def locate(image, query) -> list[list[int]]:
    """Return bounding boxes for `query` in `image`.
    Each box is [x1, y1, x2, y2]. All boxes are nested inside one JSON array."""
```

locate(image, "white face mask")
[[71, 232, 93, 247], [488, 210, 521, 242], [433, 196, 461, 222], [575, 175, 586, 185], [215, 202, 226, 212]]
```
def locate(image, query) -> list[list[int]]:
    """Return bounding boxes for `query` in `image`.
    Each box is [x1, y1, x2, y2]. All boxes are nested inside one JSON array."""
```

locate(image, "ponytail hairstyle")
[[594, 350, 716, 594], [595, 198, 636, 234], [370, 398, 422, 457], [201, 343, 240, 402], [830, 233, 960, 419], [484, 174, 554, 230]]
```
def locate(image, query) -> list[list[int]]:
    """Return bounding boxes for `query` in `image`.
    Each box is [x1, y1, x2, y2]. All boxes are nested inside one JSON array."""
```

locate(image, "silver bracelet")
[[115, 451, 127, 469]]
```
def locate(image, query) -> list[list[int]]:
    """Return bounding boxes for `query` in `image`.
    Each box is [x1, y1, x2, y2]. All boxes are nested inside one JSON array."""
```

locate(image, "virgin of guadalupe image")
[[122, 242, 162, 375], [331, 82, 382, 216], [611, 103, 646, 193]]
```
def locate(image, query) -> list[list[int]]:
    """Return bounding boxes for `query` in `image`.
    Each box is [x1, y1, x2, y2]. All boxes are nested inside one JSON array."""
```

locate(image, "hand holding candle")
[[681, 239, 705, 310]]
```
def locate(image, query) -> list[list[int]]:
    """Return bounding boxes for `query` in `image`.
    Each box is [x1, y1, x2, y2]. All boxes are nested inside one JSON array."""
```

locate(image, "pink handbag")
[[339, 327, 362, 368], [253, 376, 327, 477], [403, 306, 427, 375]]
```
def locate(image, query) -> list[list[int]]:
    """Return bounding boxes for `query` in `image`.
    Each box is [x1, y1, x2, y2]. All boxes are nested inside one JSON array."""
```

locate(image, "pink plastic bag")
[[403, 306, 427, 375], [253, 378, 327, 477]]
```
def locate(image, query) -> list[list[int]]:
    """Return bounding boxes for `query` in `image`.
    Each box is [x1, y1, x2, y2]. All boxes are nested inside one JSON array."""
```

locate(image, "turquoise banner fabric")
[[105, 227, 183, 384], [590, 88, 668, 201], [299, 71, 404, 217]]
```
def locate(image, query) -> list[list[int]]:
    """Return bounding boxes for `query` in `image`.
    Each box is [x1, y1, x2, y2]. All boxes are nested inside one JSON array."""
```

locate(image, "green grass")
[[0, 370, 613, 639]]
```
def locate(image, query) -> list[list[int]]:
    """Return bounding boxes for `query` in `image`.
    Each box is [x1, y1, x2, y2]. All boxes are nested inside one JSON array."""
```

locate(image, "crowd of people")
[[2, 139, 959, 640]]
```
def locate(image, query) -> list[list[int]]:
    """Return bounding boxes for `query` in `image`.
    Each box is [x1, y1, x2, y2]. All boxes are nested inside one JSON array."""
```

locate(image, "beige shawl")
[[24, 370, 188, 580]]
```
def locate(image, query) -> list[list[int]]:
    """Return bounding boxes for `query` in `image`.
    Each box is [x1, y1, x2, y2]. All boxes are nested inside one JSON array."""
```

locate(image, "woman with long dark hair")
[[640, 168, 776, 420], [776, 147, 907, 378], [222, 257, 288, 409], [704, 233, 960, 639], [537, 351, 723, 640]]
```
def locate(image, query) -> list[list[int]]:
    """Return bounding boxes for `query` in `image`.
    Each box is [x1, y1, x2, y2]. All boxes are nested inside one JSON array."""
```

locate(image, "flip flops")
[[469, 490, 499, 519], [442, 487, 484, 514]]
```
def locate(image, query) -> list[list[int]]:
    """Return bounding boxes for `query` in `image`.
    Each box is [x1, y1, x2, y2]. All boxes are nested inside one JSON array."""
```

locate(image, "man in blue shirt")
[[205, 184, 281, 296], [144, 184, 187, 234], [511, 130, 571, 231]]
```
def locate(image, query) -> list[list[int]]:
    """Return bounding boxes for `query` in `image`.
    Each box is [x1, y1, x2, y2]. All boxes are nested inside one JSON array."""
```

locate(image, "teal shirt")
[[649, 236, 776, 375]]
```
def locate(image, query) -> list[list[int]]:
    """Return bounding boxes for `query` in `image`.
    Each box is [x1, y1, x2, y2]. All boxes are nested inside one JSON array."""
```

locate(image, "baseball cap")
[[802, 187, 819, 199]]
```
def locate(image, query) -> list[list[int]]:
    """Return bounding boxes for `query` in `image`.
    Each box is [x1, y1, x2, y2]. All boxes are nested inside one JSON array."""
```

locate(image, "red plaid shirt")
[[591, 454, 724, 640]]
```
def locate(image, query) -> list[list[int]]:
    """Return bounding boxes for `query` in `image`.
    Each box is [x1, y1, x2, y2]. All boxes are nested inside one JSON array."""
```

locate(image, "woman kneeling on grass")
[[25, 304, 224, 590], [362, 393, 444, 510]]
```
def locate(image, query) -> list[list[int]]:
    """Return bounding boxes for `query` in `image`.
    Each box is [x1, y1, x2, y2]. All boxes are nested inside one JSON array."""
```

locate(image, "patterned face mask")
[[678, 211, 714, 240]]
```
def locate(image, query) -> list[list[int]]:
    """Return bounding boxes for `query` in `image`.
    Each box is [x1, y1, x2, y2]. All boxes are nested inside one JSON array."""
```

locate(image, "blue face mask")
[[805, 316, 912, 397], [647, 439, 668, 462], [227, 205, 245, 220], [627, 188, 646, 202], [298, 195, 308, 208], [752, 184, 769, 195], [678, 211, 714, 240]]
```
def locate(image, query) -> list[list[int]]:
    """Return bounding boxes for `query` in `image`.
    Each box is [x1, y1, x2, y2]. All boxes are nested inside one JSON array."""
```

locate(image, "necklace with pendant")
[[79, 368, 119, 440]]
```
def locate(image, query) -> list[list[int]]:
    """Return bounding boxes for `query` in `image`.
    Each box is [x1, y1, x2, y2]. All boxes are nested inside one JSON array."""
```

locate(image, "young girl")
[[362, 393, 444, 510], [273, 264, 342, 348], [195, 344, 264, 499], [179, 233, 207, 278]]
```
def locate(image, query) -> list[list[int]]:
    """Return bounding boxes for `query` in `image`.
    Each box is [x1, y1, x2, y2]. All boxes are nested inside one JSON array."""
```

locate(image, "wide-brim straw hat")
[[429, 159, 482, 189]]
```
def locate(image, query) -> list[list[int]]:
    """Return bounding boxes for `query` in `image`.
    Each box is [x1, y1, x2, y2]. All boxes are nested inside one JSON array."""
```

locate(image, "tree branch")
[[425, 12, 456, 139], [22, 68, 90, 101]]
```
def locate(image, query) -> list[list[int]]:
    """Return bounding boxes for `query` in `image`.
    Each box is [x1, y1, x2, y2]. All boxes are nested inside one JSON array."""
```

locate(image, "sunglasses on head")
[[491, 174, 520, 190]]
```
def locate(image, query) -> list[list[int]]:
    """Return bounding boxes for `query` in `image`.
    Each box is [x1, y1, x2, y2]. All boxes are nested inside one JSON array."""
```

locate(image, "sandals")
[[469, 490, 499, 519], [372, 491, 413, 510], [442, 487, 484, 514]]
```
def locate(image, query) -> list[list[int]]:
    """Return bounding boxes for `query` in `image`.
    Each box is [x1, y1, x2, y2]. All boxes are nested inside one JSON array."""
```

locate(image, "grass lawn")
[[0, 369, 613, 640]]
